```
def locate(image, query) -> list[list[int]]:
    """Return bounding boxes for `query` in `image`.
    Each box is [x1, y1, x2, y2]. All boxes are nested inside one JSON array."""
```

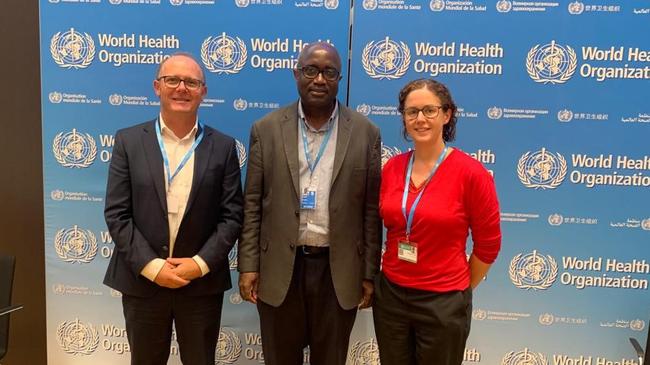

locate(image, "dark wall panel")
[[0, 1, 47, 364]]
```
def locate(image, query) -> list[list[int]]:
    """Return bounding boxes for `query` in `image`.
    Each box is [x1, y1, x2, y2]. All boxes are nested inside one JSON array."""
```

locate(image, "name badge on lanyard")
[[299, 120, 332, 210], [399, 146, 448, 264], [155, 118, 204, 195], [398, 240, 418, 263]]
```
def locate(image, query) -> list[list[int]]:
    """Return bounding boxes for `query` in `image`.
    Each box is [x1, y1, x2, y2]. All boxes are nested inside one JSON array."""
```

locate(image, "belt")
[[298, 245, 329, 256]]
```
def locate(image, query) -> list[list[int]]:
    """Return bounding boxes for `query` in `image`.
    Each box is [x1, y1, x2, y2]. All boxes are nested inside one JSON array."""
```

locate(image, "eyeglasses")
[[296, 65, 340, 81], [157, 75, 204, 90], [403, 105, 444, 121]]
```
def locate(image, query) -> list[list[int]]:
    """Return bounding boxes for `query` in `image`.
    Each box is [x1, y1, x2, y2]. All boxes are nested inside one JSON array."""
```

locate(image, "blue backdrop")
[[41, 0, 649, 364]]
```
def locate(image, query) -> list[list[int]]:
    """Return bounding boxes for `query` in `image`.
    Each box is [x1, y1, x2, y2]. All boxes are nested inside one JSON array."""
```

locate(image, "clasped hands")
[[153, 257, 202, 289]]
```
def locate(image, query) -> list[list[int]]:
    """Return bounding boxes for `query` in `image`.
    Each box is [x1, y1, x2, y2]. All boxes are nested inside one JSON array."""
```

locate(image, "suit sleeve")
[[196, 139, 244, 270], [104, 131, 159, 276], [238, 123, 263, 273], [363, 125, 383, 280]]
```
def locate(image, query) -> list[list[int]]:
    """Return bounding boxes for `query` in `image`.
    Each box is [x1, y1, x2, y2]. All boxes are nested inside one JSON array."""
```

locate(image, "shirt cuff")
[[140, 258, 166, 282], [192, 255, 210, 277]]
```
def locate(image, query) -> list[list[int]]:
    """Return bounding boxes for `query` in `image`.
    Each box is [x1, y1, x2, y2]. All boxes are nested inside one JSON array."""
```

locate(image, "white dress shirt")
[[140, 116, 210, 281]]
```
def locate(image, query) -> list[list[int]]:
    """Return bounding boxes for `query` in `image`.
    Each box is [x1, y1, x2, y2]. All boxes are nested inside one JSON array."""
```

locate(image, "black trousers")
[[122, 290, 224, 365], [372, 273, 472, 365], [257, 251, 357, 365]]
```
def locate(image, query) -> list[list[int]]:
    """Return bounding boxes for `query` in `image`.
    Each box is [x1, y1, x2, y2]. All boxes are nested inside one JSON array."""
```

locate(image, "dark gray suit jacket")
[[238, 102, 382, 310], [104, 120, 243, 297]]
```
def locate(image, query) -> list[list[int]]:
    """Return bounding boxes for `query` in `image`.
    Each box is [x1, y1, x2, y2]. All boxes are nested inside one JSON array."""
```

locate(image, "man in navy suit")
[[103, 53, 243, 365]]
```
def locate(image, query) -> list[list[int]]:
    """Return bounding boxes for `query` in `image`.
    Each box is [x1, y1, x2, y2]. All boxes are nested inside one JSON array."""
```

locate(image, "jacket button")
[[289, 243, 295, 249], [162, 246, 169, 251], [294, 210, 300, 217]]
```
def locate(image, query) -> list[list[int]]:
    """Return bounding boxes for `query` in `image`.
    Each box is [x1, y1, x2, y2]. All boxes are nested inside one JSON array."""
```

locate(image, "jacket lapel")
[[331, 105, 352, 185], [184, 124, 211, 216], [141, 120, 167, 213], [281, 103, 301, 199]]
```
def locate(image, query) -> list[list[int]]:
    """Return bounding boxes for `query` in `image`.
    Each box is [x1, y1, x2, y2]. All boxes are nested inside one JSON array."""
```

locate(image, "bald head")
[[293, 41, 342, 114], [156, 52, 205, 83], [297, 42, 341, 70]]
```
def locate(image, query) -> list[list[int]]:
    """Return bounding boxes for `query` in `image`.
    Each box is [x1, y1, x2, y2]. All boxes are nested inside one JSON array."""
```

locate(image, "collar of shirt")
[[297, 100, 339, 133], [158, 114, 199, 142]]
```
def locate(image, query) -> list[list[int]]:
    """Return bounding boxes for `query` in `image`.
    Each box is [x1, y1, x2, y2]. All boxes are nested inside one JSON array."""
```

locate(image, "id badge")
[[398, 240, 417, 263], [301, 189, 317, 209]]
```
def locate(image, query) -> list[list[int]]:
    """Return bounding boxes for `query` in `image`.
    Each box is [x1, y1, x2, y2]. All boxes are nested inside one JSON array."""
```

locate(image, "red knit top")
[[379, 149, 502, 292]]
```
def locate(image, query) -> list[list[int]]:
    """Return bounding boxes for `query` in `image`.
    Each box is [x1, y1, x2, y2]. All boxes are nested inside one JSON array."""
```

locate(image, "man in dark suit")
[[104, 53, 243, 365], [238, 42, 382, 365]]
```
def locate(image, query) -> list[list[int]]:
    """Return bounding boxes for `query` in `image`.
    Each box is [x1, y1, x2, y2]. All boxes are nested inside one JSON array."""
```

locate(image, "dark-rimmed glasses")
[[296, 65, 340, 81], [403, 105, 444, 121], [157, 75, 204, 90]]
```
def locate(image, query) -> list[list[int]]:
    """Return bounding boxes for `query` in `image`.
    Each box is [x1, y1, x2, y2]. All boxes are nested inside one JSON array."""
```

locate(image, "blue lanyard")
[[155, 118, 204, 189], [300, 119, 333, 175], [401, 146, 448, 240]]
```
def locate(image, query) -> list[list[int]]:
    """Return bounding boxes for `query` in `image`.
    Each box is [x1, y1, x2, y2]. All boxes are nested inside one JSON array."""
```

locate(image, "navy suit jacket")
[[103, 119, 243, 297]]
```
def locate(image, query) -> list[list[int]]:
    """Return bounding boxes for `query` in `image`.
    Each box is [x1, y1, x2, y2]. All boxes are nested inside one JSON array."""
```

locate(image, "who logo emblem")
[[487, 106, 503, 120], [51, 189, 65, 201], [235, 139, 247, 169], [356, 103, 371, 116], [547, 213, 563, 226], [324, 0, 339, 9], [568, 1, 584, 15], [201, 33, 247, 74], [50, 28, 95, 69], [496, 0, 512, 12], [109, 94, 123, 106], [472, 308, 487, 321], [233, 98, 248, 111], [381, 144, 402, 168], [53, 129, 97, 168], [630, 319, 645, 331], [509, 250, 558, 290], [538, 313, 554, 326], [517, 148, 567, 189], [52, 283, 66, 295], [557, 109, 573, 122], [229, 292, 243, 304], [362, 37, 411, 80], [54, 225, 98, 264], [502, 348, 548, 365], [348, 338, 380, 365], [56, 319, 99, 355], [526, 41, 577, 84], [429, 0, 444, 11], [215, 328, 242, 364], [362, 0, 377, 10], [49, 91, 63, 104]]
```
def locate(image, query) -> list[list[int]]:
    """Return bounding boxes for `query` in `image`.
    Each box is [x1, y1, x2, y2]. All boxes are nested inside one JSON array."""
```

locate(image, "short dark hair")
[[397, 78, 457, 142]]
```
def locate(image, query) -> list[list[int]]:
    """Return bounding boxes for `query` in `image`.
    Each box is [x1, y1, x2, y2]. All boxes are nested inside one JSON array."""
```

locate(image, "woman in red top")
[[373, 79, 501, 365]]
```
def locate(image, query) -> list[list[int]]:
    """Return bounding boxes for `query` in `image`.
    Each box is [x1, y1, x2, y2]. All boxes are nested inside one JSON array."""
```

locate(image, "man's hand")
[[358, 279, 374, 309], [238, 272, 259, 304], [154, 262, 190, 289], [167, 257, 202, 281]]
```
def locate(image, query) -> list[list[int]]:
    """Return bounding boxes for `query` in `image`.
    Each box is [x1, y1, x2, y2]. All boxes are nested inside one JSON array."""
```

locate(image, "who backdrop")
[[40, 0, 649, 364]]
